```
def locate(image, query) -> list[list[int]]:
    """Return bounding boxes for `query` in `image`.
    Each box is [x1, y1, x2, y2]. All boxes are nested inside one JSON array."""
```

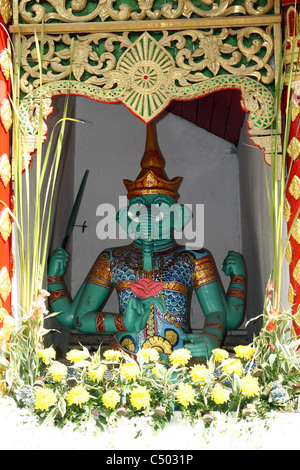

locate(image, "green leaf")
[[42, 407, 58, 426], [268, 354, 277, 368], [57, 397, 67, 418]]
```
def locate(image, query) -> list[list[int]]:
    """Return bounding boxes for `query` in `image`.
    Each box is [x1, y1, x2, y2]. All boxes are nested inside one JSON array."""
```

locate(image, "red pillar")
[[283, 4, 300, 338], [0, 3, 12, 312]]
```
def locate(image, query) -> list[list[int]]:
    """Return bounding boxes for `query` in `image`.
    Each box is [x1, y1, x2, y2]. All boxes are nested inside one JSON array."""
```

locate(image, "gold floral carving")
[[0, 153, 11, 187], [292, 100, 300, 122], [0, 207, 11, 242], [293, 260, 300, 286], [0, 0, 12, 24], [289, 175, 300, 200], [283, 198, 291, 222], [0, 99, 12, 133], [18, 29, 275, 130], [288, 283, 295, 307], [17, 0, 274, 24], [0, 266, 11, 303], [0, 49, 10, 81], [285, 241, 292, 265], [292, 218, 300, 244], [287, 136, 300, 161], [20, 28, 274, 94]]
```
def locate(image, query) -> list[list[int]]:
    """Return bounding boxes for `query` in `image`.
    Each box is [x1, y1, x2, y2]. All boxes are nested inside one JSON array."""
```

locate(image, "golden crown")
[[124, 123, 182, 200]]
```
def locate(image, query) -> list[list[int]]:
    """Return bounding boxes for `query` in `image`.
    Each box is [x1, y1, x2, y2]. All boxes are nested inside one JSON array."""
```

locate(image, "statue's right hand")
[[47, 247, 69, 277], [124, 296, 166, 333]]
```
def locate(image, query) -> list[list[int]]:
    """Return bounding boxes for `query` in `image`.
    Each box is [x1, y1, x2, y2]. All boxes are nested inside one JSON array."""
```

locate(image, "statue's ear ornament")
[[123, 123, 182, 200]]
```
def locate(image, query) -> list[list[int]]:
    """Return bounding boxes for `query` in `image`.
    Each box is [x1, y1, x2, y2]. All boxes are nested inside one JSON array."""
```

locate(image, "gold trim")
[[0, 49, 10, 81], [289, 175, 300, 200], [292, 218, 300, 245], [0, 99, 12, 133], [0, 153, 11, 188], [287, 137, 300, 161], [293, 260, 300, 286], [283, 198, 291, 222], [292, 100, 300, 122], [15, 0, 275, 25], [288, 283, 295, 308], [0, 0, 12, 24], [0, 266, 11, 303], [0, 208, 12, 242], [285, 240, 292, 265], [9, 14, 282, 34]]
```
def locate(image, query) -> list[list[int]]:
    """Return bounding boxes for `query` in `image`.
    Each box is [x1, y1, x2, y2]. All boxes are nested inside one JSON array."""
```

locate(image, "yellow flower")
[[102, 390, 121, 409], [38, 347, 56, 365], [175, 383, 196, 408], [152, 364, 166, 378], [234, 345, 255, 362], [66, 349, 89, 364], [103, 349, 122, 362], [190, 364, 210, 385], [34, 388, 57, 411], [130, 386, 151, 410], [222, 359, 243, 376], [119, 362, 140, 380], [88, 363, 107, 382], [66, 385, 90, 407], [211, 384, 230, 405], [48, 362, 68, 382], [212, 348, 229, 362], [137, 348, 160, 363], [240, 376, 260, 398], [169, 348, 191, 367]]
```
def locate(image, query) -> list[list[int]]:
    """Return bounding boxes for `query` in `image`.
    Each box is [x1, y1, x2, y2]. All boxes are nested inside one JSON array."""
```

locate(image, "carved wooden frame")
[[9, 0, 282, 167]]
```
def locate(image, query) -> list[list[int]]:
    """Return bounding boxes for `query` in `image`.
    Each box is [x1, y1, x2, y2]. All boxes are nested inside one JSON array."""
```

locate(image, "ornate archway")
[[10, 0, 281, 165], [0, 0, 293, 334]]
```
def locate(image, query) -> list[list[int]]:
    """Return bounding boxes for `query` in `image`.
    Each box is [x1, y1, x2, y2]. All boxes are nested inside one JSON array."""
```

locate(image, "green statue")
[[47, 123, 247, 363]]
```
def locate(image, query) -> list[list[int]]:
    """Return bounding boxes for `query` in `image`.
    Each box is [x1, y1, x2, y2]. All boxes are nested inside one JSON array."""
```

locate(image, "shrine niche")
[[0, 0, 292, 344], [9, 0, 281, 168]]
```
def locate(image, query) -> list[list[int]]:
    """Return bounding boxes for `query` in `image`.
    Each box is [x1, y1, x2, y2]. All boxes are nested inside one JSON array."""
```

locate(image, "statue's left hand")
[[222, 251, 246, 277], [48, 247, 69, 277], [181, 332, 221, 360]]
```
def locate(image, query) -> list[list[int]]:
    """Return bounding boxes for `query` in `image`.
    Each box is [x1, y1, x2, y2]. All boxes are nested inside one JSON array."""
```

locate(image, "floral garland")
[[1, 280, 300, 431]]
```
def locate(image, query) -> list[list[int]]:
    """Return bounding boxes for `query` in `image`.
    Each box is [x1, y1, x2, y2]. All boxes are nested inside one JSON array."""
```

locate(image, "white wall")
[[237, 120, 289, 337], [68, 99, 242, 330]]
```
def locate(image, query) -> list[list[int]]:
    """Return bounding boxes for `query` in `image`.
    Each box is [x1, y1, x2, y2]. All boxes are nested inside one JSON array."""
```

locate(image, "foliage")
[[1, 343, 299, 431], [0, 31, 77, 395]]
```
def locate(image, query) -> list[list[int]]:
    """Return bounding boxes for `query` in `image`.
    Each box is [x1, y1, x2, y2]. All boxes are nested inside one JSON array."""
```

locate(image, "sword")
[[61, 170, 89, 250]]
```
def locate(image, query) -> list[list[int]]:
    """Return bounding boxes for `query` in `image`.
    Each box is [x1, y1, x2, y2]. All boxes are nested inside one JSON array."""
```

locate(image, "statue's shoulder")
[[178, 246, 213, 261], [97, 245, 130, 262]]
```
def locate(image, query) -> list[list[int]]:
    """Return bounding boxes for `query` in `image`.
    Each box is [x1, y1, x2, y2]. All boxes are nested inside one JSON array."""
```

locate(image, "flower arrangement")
[[1, 339, 299, 432]]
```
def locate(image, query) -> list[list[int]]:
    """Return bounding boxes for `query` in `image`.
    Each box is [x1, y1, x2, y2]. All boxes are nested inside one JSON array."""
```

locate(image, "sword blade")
[[62, 169, 89, 250]]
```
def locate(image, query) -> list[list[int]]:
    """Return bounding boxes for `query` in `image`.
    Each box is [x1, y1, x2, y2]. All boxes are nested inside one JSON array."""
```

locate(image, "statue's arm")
[[222, 251, 247, 330], [47, 247, 82, 328], [47, 247, 159, 334], [181, 250, 227, 358], [47, 248, 116, 331], [182, 250, 247, 359]]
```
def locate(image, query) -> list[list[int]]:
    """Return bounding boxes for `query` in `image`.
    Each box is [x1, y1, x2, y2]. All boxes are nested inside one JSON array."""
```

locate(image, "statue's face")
[[117, 193, 191, 242]]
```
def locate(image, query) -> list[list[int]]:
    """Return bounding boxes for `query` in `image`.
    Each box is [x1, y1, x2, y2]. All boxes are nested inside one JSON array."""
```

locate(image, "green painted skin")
[[47, 194, 247, 360]]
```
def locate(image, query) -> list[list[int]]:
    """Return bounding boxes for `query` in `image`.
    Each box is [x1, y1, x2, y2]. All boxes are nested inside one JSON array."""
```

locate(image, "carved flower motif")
[[129, 278, 164, 299], [194, 35, 239, 76], [0, 99, 12, 132], [0, 266, 11, 303], [0, 49, 10, 81], [72, 42, 93, 81], [0, 208, 12, 242], [0, 153, 11, 188]]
